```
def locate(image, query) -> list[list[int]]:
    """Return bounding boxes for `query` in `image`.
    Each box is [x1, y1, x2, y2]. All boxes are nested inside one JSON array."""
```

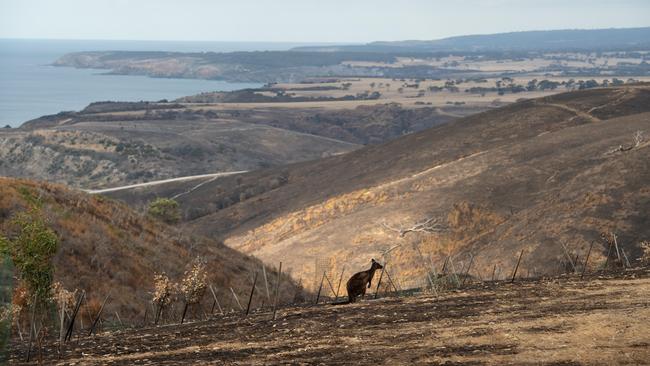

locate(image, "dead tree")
[[634, 130, 645, 147], [380, 217, 447, 256], [380, 216, 448, 293], [606, 130, 645, 154], [381, 217, 447, 238]]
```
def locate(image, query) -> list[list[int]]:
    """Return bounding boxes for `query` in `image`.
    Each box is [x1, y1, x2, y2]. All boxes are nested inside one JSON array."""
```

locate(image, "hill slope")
[[0, 103, 360, 189], [105, 85, 650, 289], [9, 269, 650, 364], [0, 101, 463, 189], [0, 178, 300, 322], [295, 27, 650, 52]]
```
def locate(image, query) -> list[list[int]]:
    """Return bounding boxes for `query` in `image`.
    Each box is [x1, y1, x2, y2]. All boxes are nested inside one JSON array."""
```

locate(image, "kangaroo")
[[335, 259, 383, 304]]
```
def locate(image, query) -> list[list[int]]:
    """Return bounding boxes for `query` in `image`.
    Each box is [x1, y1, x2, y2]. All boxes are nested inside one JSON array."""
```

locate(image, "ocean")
[[0, 39, 313, 127]]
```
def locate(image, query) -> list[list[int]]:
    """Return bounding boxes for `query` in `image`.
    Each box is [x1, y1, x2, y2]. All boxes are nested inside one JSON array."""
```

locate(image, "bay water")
[[0, 39, 312, 127]]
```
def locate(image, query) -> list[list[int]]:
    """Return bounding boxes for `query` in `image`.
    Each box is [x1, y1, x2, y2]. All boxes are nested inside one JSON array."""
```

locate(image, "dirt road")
[[83, 171, 247, 195]]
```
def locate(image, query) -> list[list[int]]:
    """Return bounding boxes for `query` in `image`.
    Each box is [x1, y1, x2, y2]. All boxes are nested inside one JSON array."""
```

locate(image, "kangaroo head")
[[371, 258, 383, 270]]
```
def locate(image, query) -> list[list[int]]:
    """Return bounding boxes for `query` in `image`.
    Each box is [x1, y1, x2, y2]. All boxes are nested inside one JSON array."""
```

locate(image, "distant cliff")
[[53, 50, 396, 83]]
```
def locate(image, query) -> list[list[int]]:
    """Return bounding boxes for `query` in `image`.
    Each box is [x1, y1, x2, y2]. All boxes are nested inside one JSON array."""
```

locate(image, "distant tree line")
[[464, 77, 637, 95]]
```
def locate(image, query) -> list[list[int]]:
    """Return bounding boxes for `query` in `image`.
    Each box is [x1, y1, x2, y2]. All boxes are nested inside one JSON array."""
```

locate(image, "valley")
[[102, 85, 650, 292]]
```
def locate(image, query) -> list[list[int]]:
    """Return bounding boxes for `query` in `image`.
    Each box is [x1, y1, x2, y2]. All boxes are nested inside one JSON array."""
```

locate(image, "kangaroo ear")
[[371, 258, 376, 263]]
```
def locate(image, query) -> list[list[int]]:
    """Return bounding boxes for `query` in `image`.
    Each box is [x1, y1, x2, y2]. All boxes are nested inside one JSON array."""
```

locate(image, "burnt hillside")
[[0, 178, 300, 321], [106, 86, 650, 289]]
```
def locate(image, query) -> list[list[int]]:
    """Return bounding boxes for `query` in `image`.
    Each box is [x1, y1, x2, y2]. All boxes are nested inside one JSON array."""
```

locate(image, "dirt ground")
[[8, 268, 650, 365]]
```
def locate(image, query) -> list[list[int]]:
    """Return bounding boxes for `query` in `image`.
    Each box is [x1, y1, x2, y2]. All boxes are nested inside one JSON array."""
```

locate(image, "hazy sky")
[[1, 0, 649, 43]]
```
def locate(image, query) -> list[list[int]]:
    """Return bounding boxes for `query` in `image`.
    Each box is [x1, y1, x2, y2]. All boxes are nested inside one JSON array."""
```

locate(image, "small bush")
[[179, 260, 207, 305], [1, 210, 58, 302], [152, 273, 174, 309], [51, 281, 77, 315], [147, 198, 181, 224]]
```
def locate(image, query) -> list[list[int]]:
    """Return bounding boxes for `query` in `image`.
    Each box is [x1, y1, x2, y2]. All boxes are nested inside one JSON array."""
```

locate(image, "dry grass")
[[0, 177, 300, 325]]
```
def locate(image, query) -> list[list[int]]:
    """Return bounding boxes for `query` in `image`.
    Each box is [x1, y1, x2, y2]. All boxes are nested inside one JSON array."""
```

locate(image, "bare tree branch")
[[381, 217, 447, 238], [379, 217, 447, 258], [633, 130, 644, 147], [605, 130, 645, 155]]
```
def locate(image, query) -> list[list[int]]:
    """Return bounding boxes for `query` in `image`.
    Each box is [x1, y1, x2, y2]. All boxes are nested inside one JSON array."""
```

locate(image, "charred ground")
[[8, 268, 650, 365]]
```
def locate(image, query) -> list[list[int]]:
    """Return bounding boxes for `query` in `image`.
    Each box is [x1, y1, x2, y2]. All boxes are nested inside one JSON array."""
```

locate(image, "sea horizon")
[[0, 38, 337, 127]]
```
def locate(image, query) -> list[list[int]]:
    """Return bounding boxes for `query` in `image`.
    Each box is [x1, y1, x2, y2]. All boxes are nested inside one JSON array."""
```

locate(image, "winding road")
[[84, 171, 247, 194]]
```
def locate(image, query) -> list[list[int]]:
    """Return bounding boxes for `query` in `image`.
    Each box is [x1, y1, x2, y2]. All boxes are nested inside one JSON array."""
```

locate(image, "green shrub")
[[2, 210, 58, 302], [147, 198, 181, 224]]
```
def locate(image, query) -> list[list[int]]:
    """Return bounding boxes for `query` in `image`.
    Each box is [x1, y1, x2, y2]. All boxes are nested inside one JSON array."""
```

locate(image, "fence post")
[[581, 241, 594, 279], [560, 242, 577, 273], [314, 272, 326, 305], [142, 305, 148, 327], [374, 265, 385, 299], [245, 272, 258, 316], [114, 311, 123, 327], [511, 250, 524, 283], [383, 269, 399, 293], [59, 293, 65, 348], [613, 233, 622, 263], [323, 274, 336, 299], [65, 290, 85, 342], [272, 262, 282, 320], [180, 302, 189, 324], [89, 292, 111, 336], [230, 287, 244, 311], [262, 265, 271, 303], [209, 285, 224, 315], [621, 248, 631, 269], [154, 304, 162, 325], [604, 240, 614, 269], [334, 266, 346, 300], [415, 244, 436, 289]]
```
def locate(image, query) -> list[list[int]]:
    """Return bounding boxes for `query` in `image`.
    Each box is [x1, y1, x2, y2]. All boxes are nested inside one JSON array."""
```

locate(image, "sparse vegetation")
[[51, 281, 77, 317], [179, 260, 208, 305], [0, 177, 301, 328], [151, 273, 174, 324], [178, 259, 208, 323]]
